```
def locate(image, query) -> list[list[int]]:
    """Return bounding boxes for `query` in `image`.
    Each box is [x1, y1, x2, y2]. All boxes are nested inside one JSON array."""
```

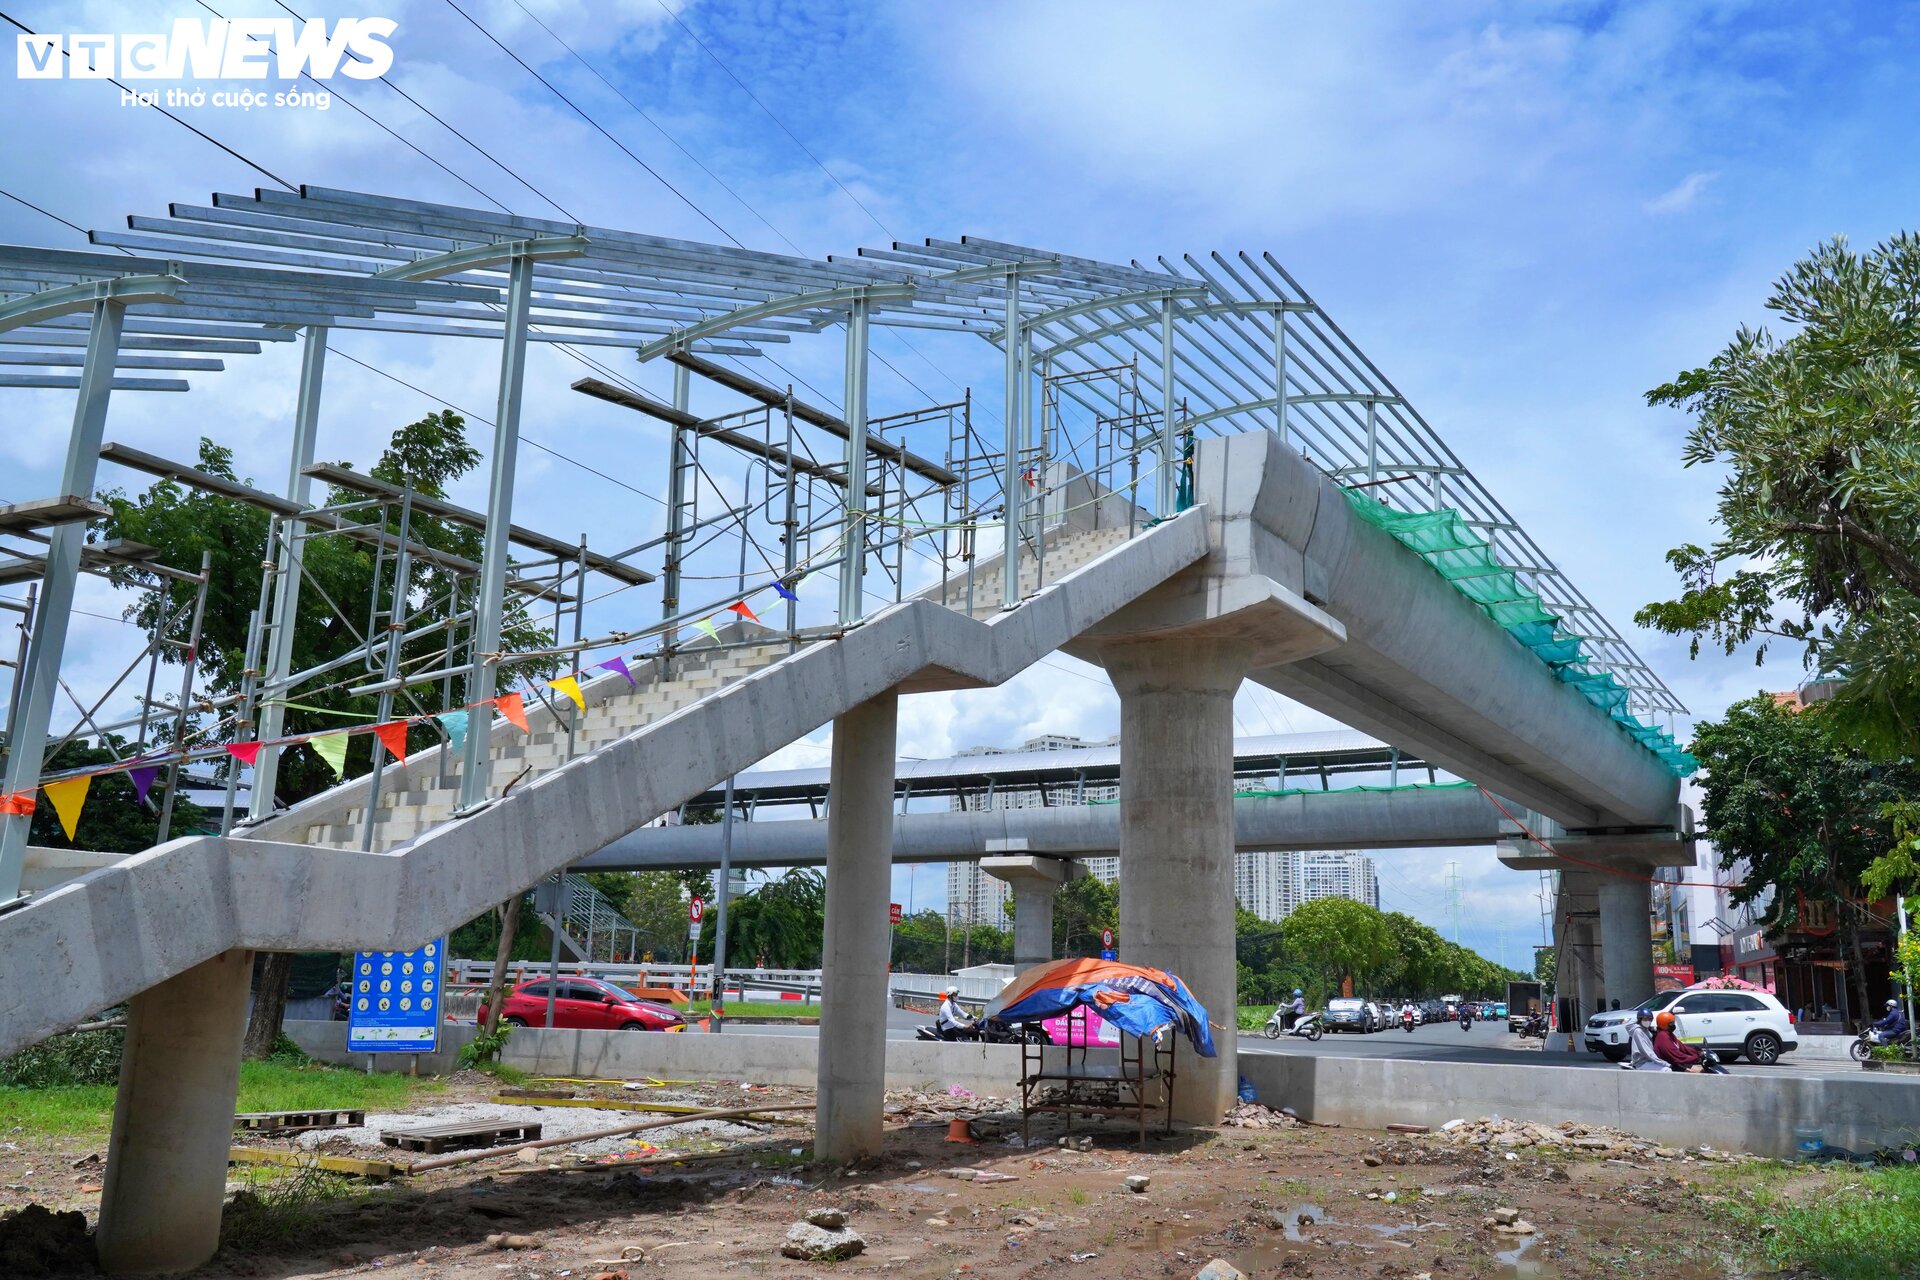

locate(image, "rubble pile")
[[1429, 1117, 1753, 1162], [1219, 1101, 1304, 1130], [882, 1087, 1013, 1121]]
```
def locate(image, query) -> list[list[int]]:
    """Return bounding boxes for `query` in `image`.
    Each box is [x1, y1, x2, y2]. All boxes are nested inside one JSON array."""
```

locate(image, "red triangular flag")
[[728, 601, 761, 624], [372, 721, 410, 763], [494, 692, 529, 733], [226, 742, 263, 767]]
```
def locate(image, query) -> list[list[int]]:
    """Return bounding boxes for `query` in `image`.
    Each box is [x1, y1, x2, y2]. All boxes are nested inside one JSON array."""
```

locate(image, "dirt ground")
[[0, 1074, 1789, 1279]]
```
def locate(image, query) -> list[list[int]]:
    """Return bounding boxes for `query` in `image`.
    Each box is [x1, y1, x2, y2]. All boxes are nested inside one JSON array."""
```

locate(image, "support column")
[[458, 253, 536, 811], [1597, 872, 1654, 1010], [249, 325, 327, 820], [1158, 297, 1177, 513], [838, 298, 870, 625], [95, 950, 252, 1276], [982, 851, 1085, 970], [1001, 274, 1022, 610], [0, 300, 126, 898], [815, 690, 898, 1162], [1101, 635, 1247, 1125]]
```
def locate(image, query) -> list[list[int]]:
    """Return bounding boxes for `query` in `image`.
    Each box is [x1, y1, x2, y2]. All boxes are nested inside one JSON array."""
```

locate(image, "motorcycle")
[[1850, 1026, 1913, 1062], [915, 1017, 1052, 1046], [1460, 1009, 1474, 1032], [1518, 1011, 1548, 1040], [1266, 1010, 1323, 1041], [1402, 1010, 1416, 1034]]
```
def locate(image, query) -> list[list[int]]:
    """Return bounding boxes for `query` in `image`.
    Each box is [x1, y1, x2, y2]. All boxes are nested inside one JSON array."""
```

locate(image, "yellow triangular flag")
[[309, 731, 350, 779], [43, 775, 92, 841], [548, 675, 585, 711]]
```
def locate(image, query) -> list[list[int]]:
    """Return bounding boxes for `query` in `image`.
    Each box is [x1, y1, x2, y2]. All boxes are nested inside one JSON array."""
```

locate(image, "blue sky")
[[4, 0, 1913, 965]]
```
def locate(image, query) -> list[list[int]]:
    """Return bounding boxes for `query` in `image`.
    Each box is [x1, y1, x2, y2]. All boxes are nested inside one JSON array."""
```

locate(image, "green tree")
[[26, 738, 205, 851], [1052, 874, 1118, 958], [1281, 897, 1395, 998], [1691, 694, 1918, 1020], [1638, 234, 1920, 755]]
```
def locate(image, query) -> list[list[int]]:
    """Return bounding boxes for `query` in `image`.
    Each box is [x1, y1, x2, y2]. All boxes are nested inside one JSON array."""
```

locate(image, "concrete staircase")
[[1, 511, 1208, 1057]]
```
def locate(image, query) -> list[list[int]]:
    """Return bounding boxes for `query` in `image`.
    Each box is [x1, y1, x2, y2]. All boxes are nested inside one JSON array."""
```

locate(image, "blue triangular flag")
[[436, 710, 469, 751], [772, 580, 799, 602]]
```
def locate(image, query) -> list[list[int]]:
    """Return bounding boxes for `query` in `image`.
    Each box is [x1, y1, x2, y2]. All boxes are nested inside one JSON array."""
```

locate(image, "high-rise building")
[[1235, 850, 1379, 922]]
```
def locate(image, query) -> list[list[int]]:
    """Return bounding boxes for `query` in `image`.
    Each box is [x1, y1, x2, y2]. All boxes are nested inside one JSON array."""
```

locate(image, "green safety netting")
[[1343, 494, 1697, 777]]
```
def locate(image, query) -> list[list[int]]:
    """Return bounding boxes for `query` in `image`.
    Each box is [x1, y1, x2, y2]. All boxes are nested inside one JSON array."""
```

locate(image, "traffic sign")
[[689, 896, 705, 924], [347, 939, 444, 1054], [1101, 927, 1114, 949], [1099, 948, 1117, 962], [889, 902, 902, 924]]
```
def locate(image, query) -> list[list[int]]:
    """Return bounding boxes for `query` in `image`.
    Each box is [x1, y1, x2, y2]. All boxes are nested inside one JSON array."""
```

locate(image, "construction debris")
[[781, 1219, 865, 1262], [884, 1087, 1013, 1121], [1218, 1101, 1304, 1129], [1428, 1117, 1755, 1162]]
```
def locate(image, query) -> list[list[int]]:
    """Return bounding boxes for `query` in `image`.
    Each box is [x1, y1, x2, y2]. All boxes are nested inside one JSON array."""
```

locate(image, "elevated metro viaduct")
[[0, 196, 1692, 1275]]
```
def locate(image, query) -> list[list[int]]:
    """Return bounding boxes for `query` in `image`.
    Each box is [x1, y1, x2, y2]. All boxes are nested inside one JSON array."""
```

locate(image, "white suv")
[[1584, 988, 1798, 1065]]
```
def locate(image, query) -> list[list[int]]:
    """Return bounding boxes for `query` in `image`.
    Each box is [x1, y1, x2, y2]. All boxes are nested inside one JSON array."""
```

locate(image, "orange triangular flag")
[[728, 601, 761, 624], [549, 675, 585, 711], [495, 692, 529, 733], [43, 775, 91, 841], [372, 721, 410, 763]]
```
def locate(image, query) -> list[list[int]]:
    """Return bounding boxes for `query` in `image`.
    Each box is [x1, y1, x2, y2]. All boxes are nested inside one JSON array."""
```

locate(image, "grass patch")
[[1066, 1187, 1089, 1206], [220, 1163, 360, 1253], [1236, 1005, 1275, 1031], [0, 1060, 442, 1137], [689, 1000, 819, 1019], [1706, 1162, 1920, 1279]]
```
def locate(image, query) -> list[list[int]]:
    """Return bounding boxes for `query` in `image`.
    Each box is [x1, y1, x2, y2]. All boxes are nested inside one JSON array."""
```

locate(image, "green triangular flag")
[[691, 617, 721, 644], [309, 732, 350, 779]]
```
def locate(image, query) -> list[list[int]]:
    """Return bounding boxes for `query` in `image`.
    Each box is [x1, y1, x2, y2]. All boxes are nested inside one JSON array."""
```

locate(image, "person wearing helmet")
[[936, 984, 976, 1039], [1276, 989, 1307, 1032], [1625, 1007, 1671, 1070], [1871, 998, 1910, 1041], [1650, 1010, 1708, 1073]]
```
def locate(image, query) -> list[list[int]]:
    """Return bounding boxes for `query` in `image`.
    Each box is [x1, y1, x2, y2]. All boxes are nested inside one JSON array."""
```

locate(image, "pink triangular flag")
[[226, 742, 263, 767]]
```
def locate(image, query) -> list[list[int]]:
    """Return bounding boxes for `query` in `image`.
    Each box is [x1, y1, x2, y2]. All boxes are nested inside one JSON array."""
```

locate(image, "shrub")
[[0, 1028, 125, 1088]]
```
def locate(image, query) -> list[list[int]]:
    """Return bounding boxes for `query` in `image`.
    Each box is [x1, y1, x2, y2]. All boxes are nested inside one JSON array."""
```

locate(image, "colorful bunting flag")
[[549, 675, 585, 711], [127, 765, 161, 806], [728, 601, 761, 624], [0, 791, 35, 816], [692, 617, 721, 644], [597, 657, 634, 688], [226, 742, 263, 768], [43, 775, 91, 840], [372, 721, 410, 763], [435, 710, 468, 752], [310, 731, 351, 779], [772, 580, 799, 603], [495, 692, 529, 733]]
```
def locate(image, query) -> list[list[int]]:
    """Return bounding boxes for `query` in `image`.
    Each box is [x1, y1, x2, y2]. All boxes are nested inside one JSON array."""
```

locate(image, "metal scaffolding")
[[0, 185, 1688, 903]]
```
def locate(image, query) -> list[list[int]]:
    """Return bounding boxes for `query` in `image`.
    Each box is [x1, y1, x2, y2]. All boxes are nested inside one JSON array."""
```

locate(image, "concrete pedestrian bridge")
[[0, 190, 1690, 1273]]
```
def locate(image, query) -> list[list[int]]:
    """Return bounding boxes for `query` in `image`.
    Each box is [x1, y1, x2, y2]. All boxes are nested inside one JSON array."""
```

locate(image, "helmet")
[[1655, 1012, 1676, 1031], [1292, 989, 1303, 997], [1635, 1007, 1655, 1022], [944, 985, 960, 997], [1890, 1000, 1901, 1011]]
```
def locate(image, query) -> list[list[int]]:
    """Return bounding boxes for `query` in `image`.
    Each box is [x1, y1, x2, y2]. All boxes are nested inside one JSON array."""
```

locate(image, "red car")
[[481, 978, 685, 1032]]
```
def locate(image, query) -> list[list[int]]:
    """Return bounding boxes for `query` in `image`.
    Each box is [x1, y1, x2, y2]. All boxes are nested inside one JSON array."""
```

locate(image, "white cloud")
[[1644, 171, 1718, 214]]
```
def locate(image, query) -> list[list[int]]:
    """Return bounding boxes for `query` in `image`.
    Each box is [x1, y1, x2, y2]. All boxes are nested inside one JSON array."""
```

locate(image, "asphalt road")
[[733, 1010, 1871, 1078], [1235, 1017, 1863, 1078]]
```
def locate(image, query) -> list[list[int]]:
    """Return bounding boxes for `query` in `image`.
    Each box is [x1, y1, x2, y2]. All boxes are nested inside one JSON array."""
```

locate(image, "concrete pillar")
[[982, 852, 1086, 969], [1567, 917, 1598, 1028], [1101, 635, 1248, 1125], [814, 690, 898, 1163], [1597, 873, 1655, 1010], [96, 949, 253, 1276]]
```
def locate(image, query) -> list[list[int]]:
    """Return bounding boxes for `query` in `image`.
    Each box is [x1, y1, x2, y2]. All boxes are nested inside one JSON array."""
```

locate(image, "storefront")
[[1727, 917, 1894, 1031]]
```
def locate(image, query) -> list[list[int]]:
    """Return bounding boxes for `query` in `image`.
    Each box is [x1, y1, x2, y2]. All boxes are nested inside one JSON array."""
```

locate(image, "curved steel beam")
[[987, 285, 1207, 346], [375, 234, 590, 283], [0, 273, 185, 335], [1183, 391, 1404, 431], [637, 282, 916, 362]]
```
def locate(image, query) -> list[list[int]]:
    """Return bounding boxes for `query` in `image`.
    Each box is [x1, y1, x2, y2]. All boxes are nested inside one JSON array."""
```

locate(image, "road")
[[1236, 1017, 1864, 1078], [737, 1010, 1869, 1078]]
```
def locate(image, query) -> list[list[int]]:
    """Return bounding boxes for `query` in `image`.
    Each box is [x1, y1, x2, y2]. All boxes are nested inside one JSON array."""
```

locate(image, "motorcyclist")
[[936, 985, 976, 1040], [1459, 1002, 1473, 1030], [1871, 999, 1910, 1040], [1626, 1007, 1671, 1071], [1400, 1000, 1416, 1029], [1277, 989, 1305, 1031], [1651, 1011, 1727, 1073]]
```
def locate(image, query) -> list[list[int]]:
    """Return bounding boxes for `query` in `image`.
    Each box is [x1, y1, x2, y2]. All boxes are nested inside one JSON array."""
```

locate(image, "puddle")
[[1229, 1241, 1316, 1273], [1280, 1203, 1329, 1242], [1494, 1233, 1558, 1278], [1364, 1220, 1441, 1240]]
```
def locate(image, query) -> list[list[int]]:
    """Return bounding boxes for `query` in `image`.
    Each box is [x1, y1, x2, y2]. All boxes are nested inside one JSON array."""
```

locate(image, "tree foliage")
[[27, 738, 204, 850], [1690, 694, 1918, 1017], [1638, 234, 1920, 754]]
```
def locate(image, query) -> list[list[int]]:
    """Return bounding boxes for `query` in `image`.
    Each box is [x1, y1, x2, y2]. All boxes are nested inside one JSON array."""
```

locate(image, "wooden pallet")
[[234, 1109, 365, 1135], [228, 1147, 403, 1181], [380, 1119, 543, 1155]]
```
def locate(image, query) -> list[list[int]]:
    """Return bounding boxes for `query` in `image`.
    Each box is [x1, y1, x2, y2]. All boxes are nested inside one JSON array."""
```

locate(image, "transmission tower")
[[1445, 860, 1461, 944]]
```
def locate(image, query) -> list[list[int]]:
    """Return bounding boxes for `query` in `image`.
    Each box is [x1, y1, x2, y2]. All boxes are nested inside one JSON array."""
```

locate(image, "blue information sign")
[[1099, 948, 1117, 961], [346, 939, 445, 1053]]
